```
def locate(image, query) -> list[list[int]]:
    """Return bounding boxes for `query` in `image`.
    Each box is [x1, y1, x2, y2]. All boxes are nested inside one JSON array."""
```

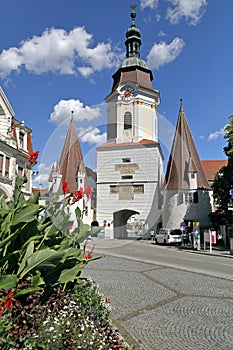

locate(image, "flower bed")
[[0, 279, 131, 349], [0, 175, 133, 349]]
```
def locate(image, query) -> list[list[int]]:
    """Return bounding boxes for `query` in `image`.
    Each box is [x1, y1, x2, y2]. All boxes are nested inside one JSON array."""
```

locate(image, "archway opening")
[[113, 209, 140, 239]]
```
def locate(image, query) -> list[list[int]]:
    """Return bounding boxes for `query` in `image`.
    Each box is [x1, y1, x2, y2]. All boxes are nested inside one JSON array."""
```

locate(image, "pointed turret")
[[59, 115, 87, 193], [165, 100, 210, 190], [48, 163, 56, 183]]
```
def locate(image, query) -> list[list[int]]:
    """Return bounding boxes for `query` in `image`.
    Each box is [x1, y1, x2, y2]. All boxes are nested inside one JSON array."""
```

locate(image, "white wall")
[[97, 144, 162, 229], [162, 189, 212, 229]]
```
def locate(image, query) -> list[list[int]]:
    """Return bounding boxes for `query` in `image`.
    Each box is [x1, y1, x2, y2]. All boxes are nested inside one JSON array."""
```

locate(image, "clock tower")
[[105, 4, 160, 144], [96, 6, 163, 238]]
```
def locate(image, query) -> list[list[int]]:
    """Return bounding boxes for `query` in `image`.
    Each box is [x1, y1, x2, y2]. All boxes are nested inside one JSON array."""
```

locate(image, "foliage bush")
[[0, 176, 132, 349]]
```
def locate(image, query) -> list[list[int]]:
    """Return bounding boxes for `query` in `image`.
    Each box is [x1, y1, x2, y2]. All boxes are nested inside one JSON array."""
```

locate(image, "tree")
[[212, 114, 233, 212]]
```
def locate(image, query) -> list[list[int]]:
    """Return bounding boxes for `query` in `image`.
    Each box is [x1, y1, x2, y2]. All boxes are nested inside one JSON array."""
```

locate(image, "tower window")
[[5, 157, 10, 177], [121, 175, 133, 180], [124, 112, 132, 130], [193, 192, 198, 203], [0, 155, 3, 176], [19, 132, 24, 149], [184, 193, 193, 204], [122, 158, 131, 163]]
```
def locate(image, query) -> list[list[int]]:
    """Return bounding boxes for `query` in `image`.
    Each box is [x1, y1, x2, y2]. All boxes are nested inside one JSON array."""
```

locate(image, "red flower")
[[62, 181, 69, 194], [3, 290, 14, 310], [84, 186, 92, 200], [84, 252, 92, 260], [72, 187, 84, 203], [28, 150, 39, 165], [105, 297, 111, 303], [5, 298, 13, 310]]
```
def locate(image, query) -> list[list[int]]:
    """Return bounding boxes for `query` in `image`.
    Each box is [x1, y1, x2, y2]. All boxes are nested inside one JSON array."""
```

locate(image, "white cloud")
[[140, 0, 159, 9], [50, 99, 101, 125], [208, 128, 225, 141], [79, 126, 106, 145], [0, 27, 120, 79], [32, 162, 51, 187], [166, 0, 207, 25], [147, 37, 185, 69], [158, 30, 166, 37]]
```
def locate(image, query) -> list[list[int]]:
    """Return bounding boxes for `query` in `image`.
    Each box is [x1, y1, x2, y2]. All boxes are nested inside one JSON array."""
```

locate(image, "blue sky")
[[0, 0, 232, 187]]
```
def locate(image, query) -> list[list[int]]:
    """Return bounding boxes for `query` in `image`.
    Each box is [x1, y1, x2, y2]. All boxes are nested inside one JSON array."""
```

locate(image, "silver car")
[[154, 228, 182, 245]]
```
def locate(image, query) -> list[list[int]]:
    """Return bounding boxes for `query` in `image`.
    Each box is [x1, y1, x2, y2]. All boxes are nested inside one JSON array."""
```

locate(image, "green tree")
[[212, 114, 233, 212]]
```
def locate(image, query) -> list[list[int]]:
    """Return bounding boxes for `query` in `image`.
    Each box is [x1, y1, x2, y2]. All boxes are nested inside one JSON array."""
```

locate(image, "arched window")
[[124, 112, 132, 130]]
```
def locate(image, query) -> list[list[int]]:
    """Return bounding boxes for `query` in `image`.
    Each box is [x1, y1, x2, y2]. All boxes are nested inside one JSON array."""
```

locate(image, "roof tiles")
[[165, 106, 211, 190]]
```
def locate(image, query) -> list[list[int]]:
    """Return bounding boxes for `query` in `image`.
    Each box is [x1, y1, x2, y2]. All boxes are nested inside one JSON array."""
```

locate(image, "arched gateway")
[[113, 209, 139, 239]]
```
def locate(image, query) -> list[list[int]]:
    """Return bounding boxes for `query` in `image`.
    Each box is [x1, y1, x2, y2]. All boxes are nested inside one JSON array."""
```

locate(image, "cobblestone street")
[[83, 255, 233, 350]]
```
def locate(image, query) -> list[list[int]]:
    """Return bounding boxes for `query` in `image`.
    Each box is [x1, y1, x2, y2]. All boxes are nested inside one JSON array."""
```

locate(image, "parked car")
[[154, 228, 182, 245]]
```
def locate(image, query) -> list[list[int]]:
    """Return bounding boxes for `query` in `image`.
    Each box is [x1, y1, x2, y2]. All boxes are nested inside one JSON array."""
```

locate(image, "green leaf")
[[31, 272, 45, 287], [0, 274, 17, 289], [61, 247, 83, 261], [0, 228, 21, 249], [59, 237, 73, 250], [14, 286, 42, 298], [0, 212, 12, 238], [17, 241, 35, 275], [75, 206, 82, 221], [22, 235, 42, 250], [74, 223, 90, 243], [26, 192, 40, 204], [57, 262, 83, 284], [19, 249, 57, 279], [12, 204, 40, 226]]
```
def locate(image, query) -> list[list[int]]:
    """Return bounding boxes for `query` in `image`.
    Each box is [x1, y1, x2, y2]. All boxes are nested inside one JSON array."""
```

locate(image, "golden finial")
[[130, 3, 136, 11]]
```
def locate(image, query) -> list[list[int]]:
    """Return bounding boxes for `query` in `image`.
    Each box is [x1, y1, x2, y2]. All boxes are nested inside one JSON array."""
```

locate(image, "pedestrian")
[[217, 231, 223, 246], [150, 230, 154, 241], [189, 232, 194, 248], [182, 231, 189, 246]]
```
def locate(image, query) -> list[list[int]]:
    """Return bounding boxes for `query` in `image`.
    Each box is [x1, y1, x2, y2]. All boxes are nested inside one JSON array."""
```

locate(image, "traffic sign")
[[229, 189, 233, 195]]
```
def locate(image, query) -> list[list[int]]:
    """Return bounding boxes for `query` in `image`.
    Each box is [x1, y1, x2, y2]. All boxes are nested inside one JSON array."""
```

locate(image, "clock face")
[[122, 86, 135, 100]]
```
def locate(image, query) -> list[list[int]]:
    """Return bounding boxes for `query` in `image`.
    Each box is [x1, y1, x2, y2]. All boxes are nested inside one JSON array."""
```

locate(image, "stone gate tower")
[[96, 6, 163, 238]]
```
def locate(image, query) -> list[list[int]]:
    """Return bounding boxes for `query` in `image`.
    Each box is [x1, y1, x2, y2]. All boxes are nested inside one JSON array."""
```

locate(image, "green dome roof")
[[118, 5, 149, 71], [119, 56, 149, 70]]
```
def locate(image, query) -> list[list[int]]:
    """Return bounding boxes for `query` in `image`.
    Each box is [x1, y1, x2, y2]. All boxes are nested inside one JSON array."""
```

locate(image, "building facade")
[[96, 7, 163, 238], [0, 87, 34, 199], [162, 101, 212, 231]]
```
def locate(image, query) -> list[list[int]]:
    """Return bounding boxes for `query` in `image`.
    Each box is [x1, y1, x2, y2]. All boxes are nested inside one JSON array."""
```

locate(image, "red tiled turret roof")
[[59, 117, 87, 193], [165, 102, 210, 190]]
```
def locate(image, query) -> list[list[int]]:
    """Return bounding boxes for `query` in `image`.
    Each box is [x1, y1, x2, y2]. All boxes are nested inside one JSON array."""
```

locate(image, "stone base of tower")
[[96, 141, 163, 239], [161, 189, 212, 230]]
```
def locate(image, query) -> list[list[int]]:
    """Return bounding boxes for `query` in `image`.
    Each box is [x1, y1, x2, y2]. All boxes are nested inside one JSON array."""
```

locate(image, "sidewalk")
[[184, 247, 233, 258], [176, 244, 233, 258]]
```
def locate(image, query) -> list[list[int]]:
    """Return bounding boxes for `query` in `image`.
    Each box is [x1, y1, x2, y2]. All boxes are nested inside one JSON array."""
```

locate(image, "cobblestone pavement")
[[83, 255, 233, 350]]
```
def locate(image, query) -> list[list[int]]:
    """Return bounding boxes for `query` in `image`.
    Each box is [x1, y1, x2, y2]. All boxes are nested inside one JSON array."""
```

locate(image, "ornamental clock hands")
[[122, 86, 135, 101]]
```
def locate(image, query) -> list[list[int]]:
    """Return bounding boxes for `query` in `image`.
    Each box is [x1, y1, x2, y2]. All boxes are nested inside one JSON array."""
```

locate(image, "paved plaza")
[[83, 252, 233, 350]]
